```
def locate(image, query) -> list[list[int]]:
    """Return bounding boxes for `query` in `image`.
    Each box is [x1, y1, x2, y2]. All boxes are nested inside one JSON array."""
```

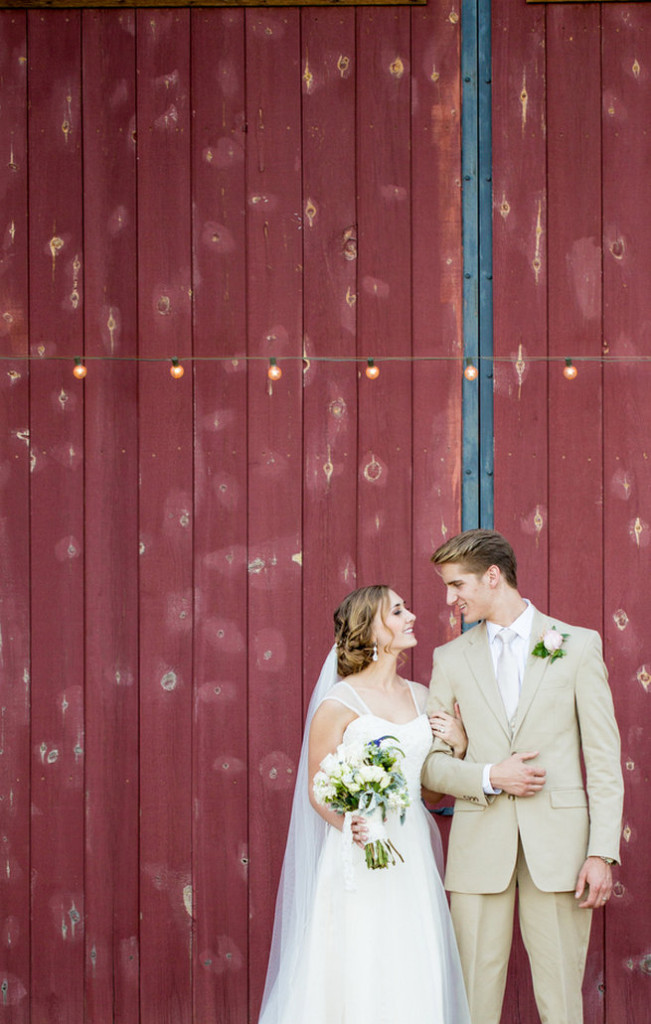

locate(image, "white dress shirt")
[[482, 600, 535, 793]]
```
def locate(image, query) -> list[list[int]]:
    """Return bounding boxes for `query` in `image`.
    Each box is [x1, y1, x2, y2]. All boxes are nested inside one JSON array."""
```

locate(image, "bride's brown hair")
[[333, 585, 390, 678]]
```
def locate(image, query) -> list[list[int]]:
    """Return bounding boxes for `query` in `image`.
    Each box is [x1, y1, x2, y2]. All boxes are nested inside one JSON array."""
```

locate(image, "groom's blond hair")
[[431, 529, 518, 589]]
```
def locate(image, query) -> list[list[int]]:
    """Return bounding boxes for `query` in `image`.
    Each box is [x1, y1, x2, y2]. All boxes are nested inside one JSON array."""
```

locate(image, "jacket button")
[[508, 794, 515, 801]]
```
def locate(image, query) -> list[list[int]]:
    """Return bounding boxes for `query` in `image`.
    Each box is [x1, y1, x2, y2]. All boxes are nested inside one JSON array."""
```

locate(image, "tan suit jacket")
[[423, 609, 623, 894]]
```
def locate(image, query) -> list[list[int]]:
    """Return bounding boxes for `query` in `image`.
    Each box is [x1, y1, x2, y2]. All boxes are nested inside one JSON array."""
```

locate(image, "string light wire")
[[2, 353, 649, 367]]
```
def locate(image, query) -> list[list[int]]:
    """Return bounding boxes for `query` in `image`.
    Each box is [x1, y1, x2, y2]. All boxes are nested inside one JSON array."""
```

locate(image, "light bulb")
[[563, 360, 578, 381], [268, 358, 282, 381], [464, 360, 478, 381]]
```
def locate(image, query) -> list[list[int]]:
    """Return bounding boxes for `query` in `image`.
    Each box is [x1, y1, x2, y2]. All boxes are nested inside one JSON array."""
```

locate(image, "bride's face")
[[372, 589, 417, 654]]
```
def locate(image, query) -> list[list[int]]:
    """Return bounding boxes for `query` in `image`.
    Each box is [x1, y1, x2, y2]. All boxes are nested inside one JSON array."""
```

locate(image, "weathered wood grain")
[[81, 10, 140, 1023], [601, 5, 651, 1021], [546, 3, 604, 642], [191, 8, 249, 1022], [300, 7, 358, 691], [244, 9, 304, 1017], [410, 0, 463, 672], [26, 11, 86, 1022], [492, 0, 549, 616], [0, 11, 30, 1023], [2, 0, 426, 7], [3, 6, 648, 1023], [135, 10, 194, 1022], [492, 2, 552, 1014], [356, 7, 413, 594]]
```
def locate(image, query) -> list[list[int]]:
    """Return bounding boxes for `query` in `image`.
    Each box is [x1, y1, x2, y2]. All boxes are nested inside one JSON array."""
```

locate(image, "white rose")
[[543, 628, 564, 653], [341, 769, 361, 792], [320, 752, 338, 774], [358, 765, 386, 785], [343, 740, 366, 763]]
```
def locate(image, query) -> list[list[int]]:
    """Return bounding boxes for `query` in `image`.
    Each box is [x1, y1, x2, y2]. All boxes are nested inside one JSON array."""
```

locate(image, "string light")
[[365, 359, 380, 380], [4, 353, 651, 371], [563, 358, 578, 381], [72, 357, 87, 380], [267, 357, 282, 381], [170, 358, 184, 379], [463, 358, 478, 381]]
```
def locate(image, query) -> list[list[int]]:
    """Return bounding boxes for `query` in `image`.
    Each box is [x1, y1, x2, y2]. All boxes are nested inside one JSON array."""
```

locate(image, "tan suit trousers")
[[450, 840, 593, 1024]]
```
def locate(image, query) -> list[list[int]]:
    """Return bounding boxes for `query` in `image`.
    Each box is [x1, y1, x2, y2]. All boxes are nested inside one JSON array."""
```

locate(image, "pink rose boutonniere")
[[532, 626, 569, 662]]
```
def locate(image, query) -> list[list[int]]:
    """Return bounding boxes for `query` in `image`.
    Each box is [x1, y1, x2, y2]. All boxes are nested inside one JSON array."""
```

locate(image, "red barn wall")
[[0, 6, 463, 1022], [0, 2, 648, 1022], [492, 1, 651, 1020]]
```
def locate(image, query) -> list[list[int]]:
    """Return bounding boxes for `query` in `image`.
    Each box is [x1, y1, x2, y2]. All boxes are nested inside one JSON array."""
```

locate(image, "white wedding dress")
[[261, 678, 470, 1024]]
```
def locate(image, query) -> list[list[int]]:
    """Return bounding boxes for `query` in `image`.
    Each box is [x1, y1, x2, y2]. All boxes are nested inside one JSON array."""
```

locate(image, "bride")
[[259, 585, 471, 1023]]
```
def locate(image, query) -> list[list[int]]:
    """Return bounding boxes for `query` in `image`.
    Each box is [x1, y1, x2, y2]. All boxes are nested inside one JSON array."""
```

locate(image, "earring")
[[372, 641, 378, 662]]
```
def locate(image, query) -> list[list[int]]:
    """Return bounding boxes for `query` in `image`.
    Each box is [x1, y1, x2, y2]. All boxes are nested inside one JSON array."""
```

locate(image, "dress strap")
[[320, 681, 371, 717], [405, 679, 425, 716], [339, 681, 374, 715]]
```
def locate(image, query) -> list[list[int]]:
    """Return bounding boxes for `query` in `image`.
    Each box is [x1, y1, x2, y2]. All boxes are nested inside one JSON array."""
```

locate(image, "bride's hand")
[[429, 702, 467, 758], [350, 814, 369, 849]]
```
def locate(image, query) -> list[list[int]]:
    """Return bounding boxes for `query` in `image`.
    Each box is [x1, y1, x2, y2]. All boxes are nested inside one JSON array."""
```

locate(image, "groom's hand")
[[489, 752, 546, 797]]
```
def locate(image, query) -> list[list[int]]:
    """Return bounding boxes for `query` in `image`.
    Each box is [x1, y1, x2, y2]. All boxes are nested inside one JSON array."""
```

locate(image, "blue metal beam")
[[461, 0, 493, 530]]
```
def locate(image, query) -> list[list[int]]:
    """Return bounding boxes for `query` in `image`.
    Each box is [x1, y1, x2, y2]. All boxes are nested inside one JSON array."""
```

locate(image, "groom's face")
[[438, 562, 494, 623]]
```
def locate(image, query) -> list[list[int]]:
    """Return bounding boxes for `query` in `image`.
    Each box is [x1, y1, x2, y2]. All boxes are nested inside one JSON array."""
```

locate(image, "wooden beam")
[[1, 0, 427, 8], [526, 1, 640, 5]]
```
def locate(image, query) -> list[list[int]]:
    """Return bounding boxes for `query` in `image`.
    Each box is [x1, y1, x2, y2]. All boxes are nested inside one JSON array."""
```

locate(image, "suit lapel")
[[464, 622, 512, 738], [512, 609, 553, 736]]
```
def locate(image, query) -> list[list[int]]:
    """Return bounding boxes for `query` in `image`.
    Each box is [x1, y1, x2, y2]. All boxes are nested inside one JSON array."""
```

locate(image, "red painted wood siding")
[[492, 1, 651, 1020], [2, 2, 647, 1021], [0, 5, 461, 1022], [82, 12, 140, 1023]]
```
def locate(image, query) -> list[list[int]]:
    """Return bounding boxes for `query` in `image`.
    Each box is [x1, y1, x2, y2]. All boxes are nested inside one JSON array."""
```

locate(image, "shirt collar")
[[486, 599, 534, 644]]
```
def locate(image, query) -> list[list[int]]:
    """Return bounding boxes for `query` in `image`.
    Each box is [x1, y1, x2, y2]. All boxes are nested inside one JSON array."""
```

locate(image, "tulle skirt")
[[273, 804, 470, 1024]]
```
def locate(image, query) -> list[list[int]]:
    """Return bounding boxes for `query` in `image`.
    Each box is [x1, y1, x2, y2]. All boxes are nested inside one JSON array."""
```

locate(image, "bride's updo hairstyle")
[[333, 585, 389, 678]]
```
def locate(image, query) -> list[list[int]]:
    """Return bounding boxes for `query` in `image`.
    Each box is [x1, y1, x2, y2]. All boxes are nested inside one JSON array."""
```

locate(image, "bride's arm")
[[307, 702, 368, 846], [422, 702, 467, 805], [429, 702, 467, 758]]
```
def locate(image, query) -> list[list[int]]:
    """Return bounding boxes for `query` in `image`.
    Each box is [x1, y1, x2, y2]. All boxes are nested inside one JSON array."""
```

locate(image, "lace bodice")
[[321, 681, 432, 801]]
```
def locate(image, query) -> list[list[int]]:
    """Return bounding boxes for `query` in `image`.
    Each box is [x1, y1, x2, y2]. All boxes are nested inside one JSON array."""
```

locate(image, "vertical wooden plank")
[[244, 9, 303, 1017], [544, 16, 605, 1000], [411, 0, 463, 669], [491, 2, 550, 1019], [546, 4, 604, 644], [356, 8, 413, 592], [492, 0, 549, 614], [191, 9, 249, 1023], [136, 10, 194, 1023], [601, 5, 651, 1021], [301, 8, 358, 688], [26, 11, 86, 1023], [81, 11, 140, 1023], [0, 12, 30, 1022]]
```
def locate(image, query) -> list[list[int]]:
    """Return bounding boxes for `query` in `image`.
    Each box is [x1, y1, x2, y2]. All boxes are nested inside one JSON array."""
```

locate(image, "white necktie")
[[496, 627, 520, 723]]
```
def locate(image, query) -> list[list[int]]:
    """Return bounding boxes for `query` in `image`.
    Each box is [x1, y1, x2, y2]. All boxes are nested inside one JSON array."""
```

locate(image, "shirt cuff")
[[483, 763, 501, 794]]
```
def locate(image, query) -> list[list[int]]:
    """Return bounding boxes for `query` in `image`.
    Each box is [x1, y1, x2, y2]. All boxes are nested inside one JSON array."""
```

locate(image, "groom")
[[422, 529, 623, 1024]]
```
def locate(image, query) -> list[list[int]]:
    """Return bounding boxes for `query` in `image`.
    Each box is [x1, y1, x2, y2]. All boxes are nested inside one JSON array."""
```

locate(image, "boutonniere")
[[532, 626, 569, 662]]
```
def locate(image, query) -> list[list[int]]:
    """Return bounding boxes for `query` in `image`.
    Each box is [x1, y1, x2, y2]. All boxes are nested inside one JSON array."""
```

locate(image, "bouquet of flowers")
[[313, 735, 410, 872]]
